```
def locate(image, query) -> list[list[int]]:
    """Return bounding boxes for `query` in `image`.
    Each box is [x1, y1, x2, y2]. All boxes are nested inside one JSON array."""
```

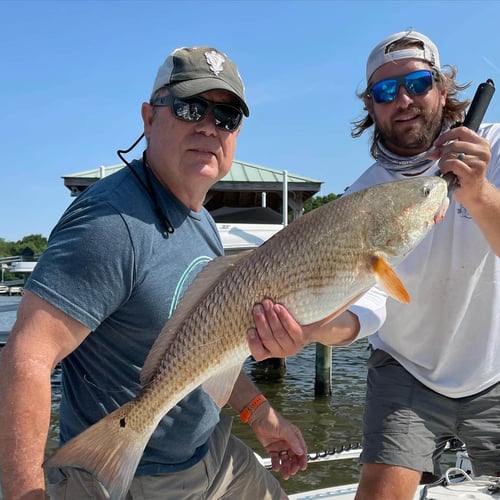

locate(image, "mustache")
[[393, 106, 425, 119]]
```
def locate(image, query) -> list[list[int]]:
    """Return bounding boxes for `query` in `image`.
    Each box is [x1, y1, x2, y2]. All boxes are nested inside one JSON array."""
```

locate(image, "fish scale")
[[44, 176, 448, 500]]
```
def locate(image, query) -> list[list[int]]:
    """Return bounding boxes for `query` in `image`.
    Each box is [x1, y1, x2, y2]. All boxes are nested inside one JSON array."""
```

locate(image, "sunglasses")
[[151, 95, 243, 131], [368, 70, 437, 104]]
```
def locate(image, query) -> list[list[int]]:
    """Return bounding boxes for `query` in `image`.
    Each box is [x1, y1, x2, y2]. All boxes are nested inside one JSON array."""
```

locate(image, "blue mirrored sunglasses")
[[368, 70, 437, 104], [151, 95, 243, 131]]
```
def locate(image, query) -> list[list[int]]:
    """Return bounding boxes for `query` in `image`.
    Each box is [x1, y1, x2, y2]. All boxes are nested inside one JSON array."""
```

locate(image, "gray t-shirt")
[[27, 158, 224, 474]]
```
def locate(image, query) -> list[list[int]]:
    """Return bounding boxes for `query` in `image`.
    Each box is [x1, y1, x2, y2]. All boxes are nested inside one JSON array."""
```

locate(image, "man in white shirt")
[[249, 29, 500, 500]]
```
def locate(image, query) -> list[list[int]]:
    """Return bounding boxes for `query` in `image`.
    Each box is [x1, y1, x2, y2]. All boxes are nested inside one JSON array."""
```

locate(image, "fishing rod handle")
[[462, 78, 495, 132]]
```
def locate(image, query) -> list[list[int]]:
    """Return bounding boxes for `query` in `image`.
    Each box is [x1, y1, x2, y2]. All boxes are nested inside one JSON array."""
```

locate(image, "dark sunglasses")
[[368, 70, 438, 104], [151, 95, 243, 131]]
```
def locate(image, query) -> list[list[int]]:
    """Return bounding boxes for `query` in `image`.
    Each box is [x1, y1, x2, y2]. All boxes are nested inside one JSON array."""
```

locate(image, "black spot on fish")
[[120, 418, 126, 428]]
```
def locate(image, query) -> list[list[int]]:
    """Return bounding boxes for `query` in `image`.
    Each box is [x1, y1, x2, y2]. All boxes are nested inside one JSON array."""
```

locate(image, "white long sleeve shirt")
[[347, 123, 500, 398]]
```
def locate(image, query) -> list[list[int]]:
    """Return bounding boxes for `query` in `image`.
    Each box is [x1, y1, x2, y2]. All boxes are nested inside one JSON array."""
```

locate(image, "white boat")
[[290, 473, 500, 500], [256, 448, 500, 499], [8, 261, 37, 274], [217, 222, 284, 254]]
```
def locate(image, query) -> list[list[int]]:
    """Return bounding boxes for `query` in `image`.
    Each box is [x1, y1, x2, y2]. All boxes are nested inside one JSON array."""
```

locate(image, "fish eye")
[[422, 185, 431, 197]]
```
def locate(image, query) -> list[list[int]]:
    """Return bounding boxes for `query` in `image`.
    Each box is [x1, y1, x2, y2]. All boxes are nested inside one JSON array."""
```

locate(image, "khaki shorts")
[[47, 414, 282, 499], [361, 349, 500, 477]]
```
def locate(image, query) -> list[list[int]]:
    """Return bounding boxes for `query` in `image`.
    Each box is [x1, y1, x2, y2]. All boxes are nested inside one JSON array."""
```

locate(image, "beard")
[[378, 105, 444, 154]]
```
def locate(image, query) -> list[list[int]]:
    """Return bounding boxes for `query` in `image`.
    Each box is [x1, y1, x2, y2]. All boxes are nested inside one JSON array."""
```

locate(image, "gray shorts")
[[47, 414, 282, 499], [361, 349, 500, 477]]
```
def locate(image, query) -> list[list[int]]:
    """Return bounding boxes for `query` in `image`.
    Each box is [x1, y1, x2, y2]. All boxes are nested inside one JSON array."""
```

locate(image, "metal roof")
[[61, 159, 323, 220], [220, 160, 321, 184], [62, 159, 322, 196]]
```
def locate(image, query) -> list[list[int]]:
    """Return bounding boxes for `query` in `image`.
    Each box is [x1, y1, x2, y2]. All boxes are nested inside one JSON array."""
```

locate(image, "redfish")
[[44, 177, 448, 499]]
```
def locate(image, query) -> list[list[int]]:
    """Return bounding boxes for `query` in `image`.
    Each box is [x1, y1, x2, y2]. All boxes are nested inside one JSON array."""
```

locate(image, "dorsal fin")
[[140, 251, 254, 386], [371, 255, 410, 303]]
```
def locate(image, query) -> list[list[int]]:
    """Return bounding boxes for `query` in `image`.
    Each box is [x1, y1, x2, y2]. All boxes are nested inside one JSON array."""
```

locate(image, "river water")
[[0, 297, 454, 496], [1, 296, 368, 495], [234, 342, 369, 494]]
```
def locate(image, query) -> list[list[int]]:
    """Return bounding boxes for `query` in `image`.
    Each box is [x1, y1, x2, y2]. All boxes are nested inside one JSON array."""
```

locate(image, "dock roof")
[[62, 159, 323, 220]]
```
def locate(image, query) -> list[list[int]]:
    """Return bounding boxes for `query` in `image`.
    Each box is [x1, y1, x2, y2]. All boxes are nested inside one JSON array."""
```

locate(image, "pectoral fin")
[[202, 364, 243, 407], [372, 256, 410, 303]]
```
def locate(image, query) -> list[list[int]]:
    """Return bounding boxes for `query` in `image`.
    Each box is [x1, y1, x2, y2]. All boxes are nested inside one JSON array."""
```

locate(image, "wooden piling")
[[314, 343, 332, 396], [251, 357, 287, 381]]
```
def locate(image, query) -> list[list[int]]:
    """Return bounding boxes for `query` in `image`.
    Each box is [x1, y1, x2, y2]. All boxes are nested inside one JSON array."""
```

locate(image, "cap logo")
[[204, 50, 225, 76]]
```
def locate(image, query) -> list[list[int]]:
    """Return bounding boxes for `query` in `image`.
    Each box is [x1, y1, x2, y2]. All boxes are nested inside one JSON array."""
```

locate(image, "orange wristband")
[[239, 394, 267, 423]]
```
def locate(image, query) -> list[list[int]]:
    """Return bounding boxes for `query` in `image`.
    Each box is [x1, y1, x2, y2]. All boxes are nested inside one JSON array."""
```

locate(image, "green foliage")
[[303, 193, 340, 213], [0, 234, 47, 258]]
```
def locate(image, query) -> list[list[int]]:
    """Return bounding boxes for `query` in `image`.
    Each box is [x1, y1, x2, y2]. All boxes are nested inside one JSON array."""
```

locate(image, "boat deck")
[[290, 478, 500, 499]]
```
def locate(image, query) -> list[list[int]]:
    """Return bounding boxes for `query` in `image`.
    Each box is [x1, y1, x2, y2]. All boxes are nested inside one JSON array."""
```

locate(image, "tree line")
[[0, 234, 48, 258], [303, 193, 340, 212]]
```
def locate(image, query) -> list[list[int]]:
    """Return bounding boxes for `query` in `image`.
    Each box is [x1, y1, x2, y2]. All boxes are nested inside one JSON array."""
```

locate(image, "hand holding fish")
[[248, 301, 361, 361], [247, 402, 308, 480], [248, 299, 308, 361]]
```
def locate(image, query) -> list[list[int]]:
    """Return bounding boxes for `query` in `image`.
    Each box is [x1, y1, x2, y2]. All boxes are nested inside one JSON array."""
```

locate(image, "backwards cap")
[[366, 30, 440, 82], [151, 46, 249, 116]]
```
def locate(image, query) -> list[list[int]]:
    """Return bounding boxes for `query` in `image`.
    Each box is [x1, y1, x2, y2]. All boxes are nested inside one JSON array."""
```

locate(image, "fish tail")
[[43, 402, 155, 500]]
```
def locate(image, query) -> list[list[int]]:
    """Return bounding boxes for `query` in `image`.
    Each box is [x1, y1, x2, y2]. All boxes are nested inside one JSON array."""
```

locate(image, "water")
[[1, 296, 368, 495], [0, 299, 455, 496], [230, 343, 369, 494], [0, 296, 20, 332], [48, 345, 369, 495]]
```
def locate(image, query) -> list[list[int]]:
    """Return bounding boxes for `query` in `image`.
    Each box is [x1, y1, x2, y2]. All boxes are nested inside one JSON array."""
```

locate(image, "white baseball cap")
[[366, 30, 440, 82]]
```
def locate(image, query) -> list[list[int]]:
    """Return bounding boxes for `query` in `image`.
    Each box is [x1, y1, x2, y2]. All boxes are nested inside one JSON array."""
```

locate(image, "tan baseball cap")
[[151, 46, 249, 116]]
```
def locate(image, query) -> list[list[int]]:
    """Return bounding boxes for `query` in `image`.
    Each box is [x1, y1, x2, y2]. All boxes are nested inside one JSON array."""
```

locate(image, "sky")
[[1, 0, 499, 242]]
